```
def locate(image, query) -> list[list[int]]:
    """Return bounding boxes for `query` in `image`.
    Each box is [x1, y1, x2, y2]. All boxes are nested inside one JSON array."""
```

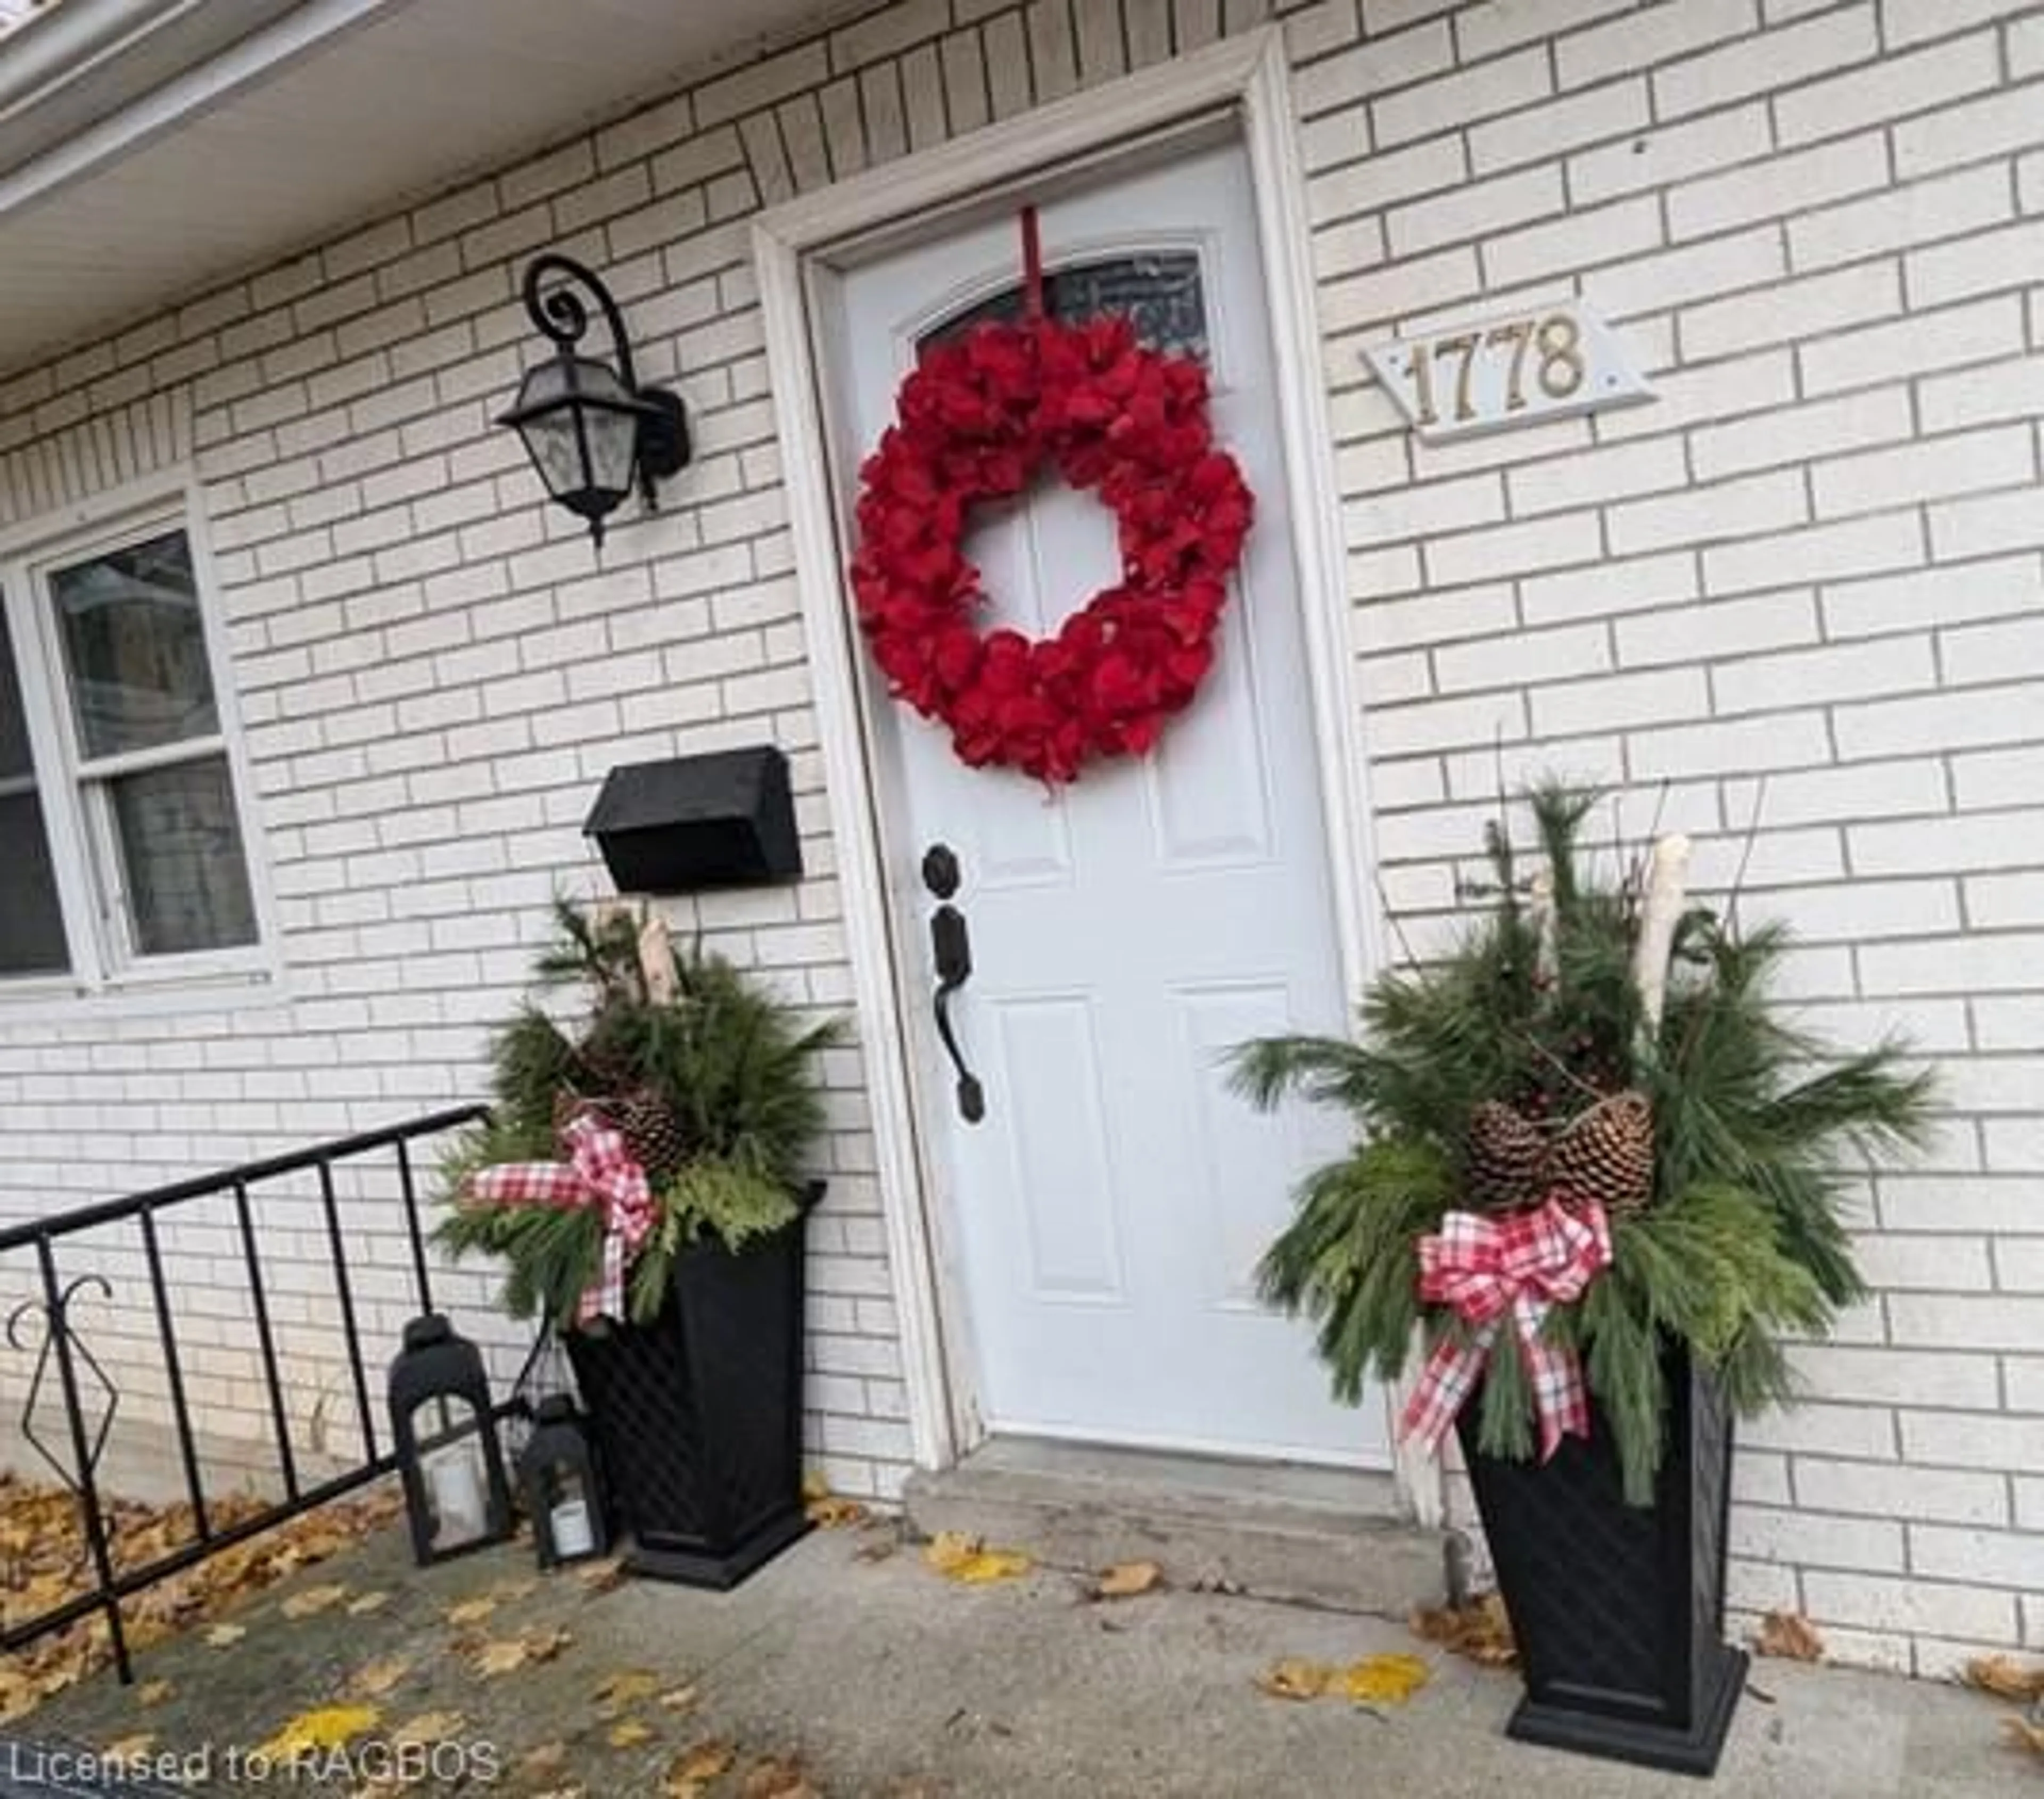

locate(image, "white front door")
[[825, 137, 1389, 1468]]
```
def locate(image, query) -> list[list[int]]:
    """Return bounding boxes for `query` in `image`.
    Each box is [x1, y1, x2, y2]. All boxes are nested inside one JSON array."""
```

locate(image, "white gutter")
[[0, 0, 195, 115], [0, 0, 326, 183]]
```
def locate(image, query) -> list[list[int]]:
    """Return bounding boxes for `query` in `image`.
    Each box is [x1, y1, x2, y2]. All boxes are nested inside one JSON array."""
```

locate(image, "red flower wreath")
[[849, 311, 1255, 783]]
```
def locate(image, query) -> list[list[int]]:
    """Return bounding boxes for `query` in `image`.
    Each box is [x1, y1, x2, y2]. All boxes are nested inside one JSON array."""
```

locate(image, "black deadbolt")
[[921, 843, 961, 899]]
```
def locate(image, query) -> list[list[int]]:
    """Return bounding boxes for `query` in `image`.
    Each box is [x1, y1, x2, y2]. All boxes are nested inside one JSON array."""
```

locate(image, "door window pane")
[[0, 613, 68, 975], [921, 253, 1210, 360], [109, 756, 257, 956], [52, 531, 219, 761]]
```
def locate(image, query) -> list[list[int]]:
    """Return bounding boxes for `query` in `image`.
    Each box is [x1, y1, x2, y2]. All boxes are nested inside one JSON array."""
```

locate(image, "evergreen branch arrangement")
[[436, 901, 844, 1330], [1234, 782, 1935, 1501]]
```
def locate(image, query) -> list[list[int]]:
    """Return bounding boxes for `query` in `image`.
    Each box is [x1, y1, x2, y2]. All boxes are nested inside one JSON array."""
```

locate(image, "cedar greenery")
[[436, 901, 843, 1330], [1233, 782, 1935, 1503]]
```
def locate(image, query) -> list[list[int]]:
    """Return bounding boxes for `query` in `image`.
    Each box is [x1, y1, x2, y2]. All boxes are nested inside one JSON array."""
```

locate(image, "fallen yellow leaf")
[[2002, 1715, 2044, 1758], [658, 1684, 700, 1713], [279, 1582, 349, 1620], [806, 1494, 869, 1529], [346, 1590, 391, 1616], [1753, 1609, 1824, 1663], [800, 1470, 830, 1504], [1255, 1657, 1331, 1701], [922, 1531, 1031, 1584], [1339, 1653, 1431, 1706], [474, 1638, 528, 1678], [950, 1547, 1031, 1583], [1093, 1560, 1162, 1599], [351, 1658, 410, 1698], [526, 1624, 573, 1663], [1410, 1592, 1515, 1668], [444, 1596, 497, 1628], [474, 1623, 574, 1677], [608, 1718, 656, 1748], [136, 1679, 174, 1707], [258, 1702, 381, 1759], [665, 1739, 737, 1793], [392, 1710, 464, 1747], [203, 1623, 248, 1648], [102, 1732, 155, 1760], [520, 1742, 570, 1781], [594, 1668, 663, 1709], [1968, 1654, 2044, 1701], [741, 1754, 819, 1797], [578, 1557, 628, 1594]]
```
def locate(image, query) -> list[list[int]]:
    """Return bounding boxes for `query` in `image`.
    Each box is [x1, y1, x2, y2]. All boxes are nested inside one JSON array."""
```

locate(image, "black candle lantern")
[[516, 1394, 609, 1569], [387, 1314, 515, 1565]]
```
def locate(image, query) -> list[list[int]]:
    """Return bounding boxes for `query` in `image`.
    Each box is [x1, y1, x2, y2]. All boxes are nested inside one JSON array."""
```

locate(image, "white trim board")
[[752, 29, 1414, 1513]]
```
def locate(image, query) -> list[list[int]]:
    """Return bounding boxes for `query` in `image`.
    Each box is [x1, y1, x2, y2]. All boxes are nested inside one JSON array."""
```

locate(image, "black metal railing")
[[0, 1105, 492, 1681]]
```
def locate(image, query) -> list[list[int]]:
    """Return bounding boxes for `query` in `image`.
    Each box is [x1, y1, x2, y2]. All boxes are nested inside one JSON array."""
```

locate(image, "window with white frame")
[[0, 511, 263, 988]]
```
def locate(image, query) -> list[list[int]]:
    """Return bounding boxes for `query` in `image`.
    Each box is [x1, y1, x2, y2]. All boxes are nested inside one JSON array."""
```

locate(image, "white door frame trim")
[[753, 28, 1413, 1510]]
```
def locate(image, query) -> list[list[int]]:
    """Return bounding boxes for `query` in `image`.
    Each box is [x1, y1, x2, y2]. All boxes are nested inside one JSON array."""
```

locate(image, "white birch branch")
[[1631, 833, 1692, 1051], [638, 912, 678, 1005], [1528, 868, 1557, 983]]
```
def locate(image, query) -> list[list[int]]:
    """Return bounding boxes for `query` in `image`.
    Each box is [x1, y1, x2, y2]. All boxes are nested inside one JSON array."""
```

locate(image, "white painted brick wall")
[[1301, 0, 2044, 1676], [0, 0, 2038, 1666]]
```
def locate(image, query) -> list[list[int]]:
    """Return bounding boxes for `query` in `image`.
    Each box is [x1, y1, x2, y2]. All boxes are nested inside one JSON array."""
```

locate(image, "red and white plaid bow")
[[466, 1111, 656, 1325], [1399, 1195, 1613, 1463]]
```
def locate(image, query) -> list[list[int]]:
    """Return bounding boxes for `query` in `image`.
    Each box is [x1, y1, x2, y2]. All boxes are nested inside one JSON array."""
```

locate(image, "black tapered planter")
[[1457, 1341, 1746, 1777], [565, 1183, 821, 1588]]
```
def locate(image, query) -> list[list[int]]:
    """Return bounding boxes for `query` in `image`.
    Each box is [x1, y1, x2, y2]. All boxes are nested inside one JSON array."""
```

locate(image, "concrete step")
[[903, 1435, 1452, 1618]]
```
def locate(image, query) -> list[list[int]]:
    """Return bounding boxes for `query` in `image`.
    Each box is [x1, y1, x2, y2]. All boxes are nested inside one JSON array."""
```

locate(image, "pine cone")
[[608, 1087, 691, 1191], [1545, 1089, 1655, 1215], [1463, 1100, 1546, 1213]]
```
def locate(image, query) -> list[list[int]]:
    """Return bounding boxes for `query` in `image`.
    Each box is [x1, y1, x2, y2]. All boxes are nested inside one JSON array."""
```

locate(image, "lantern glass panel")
[[579, 399, 640, 501], [510, 356, 639, 509], [510, 358, 586, 501], [409, 1397, 497, 1555], [537, 1460, 598, 1560]]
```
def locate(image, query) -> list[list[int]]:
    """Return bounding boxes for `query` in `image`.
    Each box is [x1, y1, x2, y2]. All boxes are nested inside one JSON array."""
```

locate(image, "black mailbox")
[[583, 747, 803, 893]]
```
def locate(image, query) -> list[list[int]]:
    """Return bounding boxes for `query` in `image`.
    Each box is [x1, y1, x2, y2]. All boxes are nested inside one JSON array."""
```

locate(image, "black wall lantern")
[[516, 1394, 610, 1569], [499, 254, 690, 547], [388, 1314, 516, 1565]]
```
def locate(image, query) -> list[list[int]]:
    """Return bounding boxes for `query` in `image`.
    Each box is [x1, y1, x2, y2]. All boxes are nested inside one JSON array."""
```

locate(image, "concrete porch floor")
[[904, 1433, 1452, 1616], [25, 1515, 2036, 1797]]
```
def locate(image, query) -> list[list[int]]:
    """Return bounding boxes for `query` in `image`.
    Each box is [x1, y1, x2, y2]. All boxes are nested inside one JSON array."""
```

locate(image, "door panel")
[[1147, 596, 1276, 868], [993, 995, 1127, 1302], [827, 139, 1390, 1466], [1172, 980, 1305, 1312]]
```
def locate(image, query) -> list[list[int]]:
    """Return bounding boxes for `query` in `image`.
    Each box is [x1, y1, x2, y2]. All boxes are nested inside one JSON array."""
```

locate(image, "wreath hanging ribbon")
[[849, 205, 1255, 784], [1399, 1196, 1614, 1463], [464, 1111, 656, 1325]]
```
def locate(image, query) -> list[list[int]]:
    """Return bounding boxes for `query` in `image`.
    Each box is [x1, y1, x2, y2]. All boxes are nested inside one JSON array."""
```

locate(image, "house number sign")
[[1363, 300, 1652, 443]]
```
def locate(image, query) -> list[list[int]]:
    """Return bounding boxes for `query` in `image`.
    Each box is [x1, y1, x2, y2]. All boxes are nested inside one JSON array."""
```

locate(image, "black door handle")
[[923, 845, 985, 1124]]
